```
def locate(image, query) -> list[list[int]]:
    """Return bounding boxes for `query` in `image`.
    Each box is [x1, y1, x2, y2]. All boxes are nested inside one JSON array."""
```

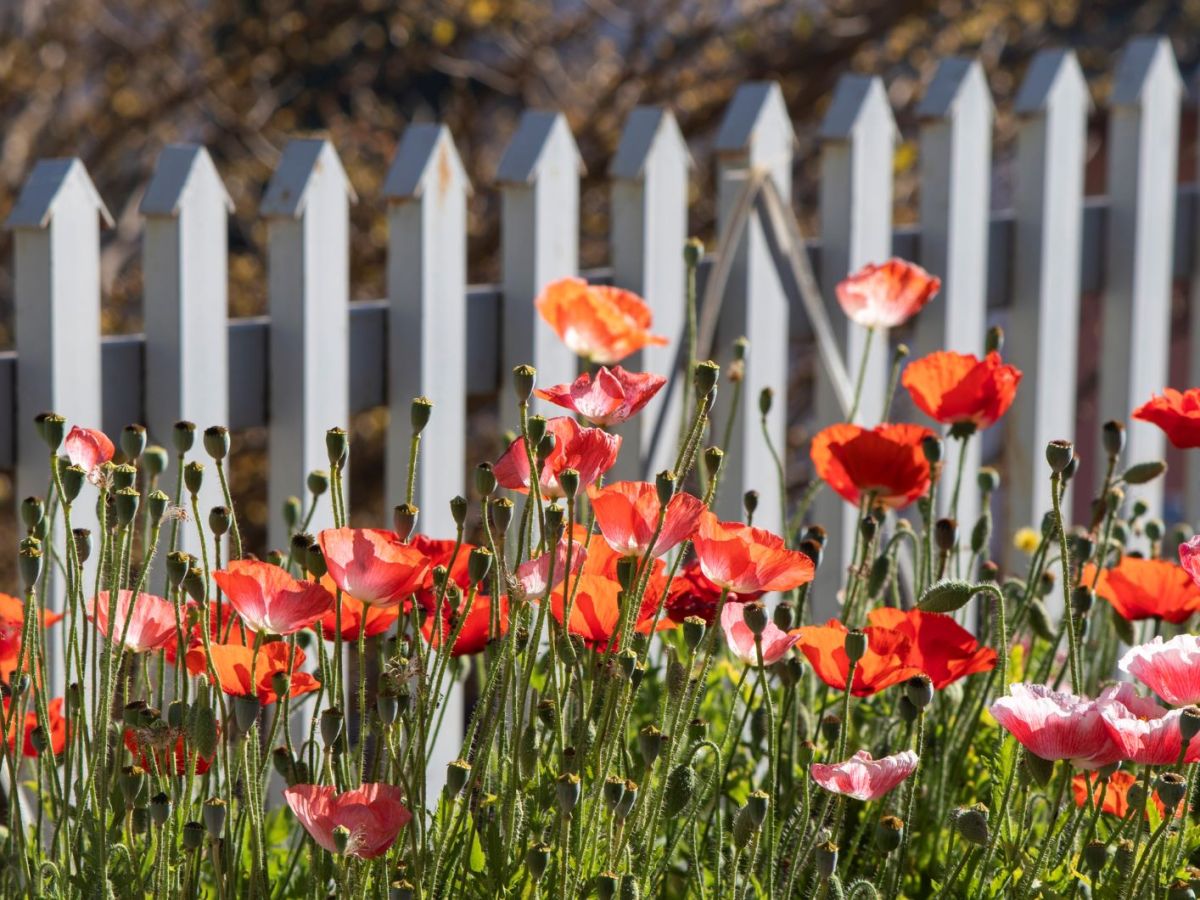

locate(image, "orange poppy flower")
[[792, 619, 920, 697], [535, 366, 667, 426], [535, 277, 668, 364], [550, 572, 672, 651], [3, 696, 67, 757], [0, 593, 62, 684], [318, 528, 431, 608], [811, 423, 933, 509], [588, 481, 705, 559], [493, 416, 621, 499], [213, 559, 334, 635], [1082, 556, 1200, 624], [186, 640, 320, 705], [421, 591, 508, 656], [865, 607, 996, 689], [316, 575, 400, 642], [835, 259, 941, 329], [690, 511, 814, 596], [901, 350, 1022, 431], [1072, 771, 1174, 819], [1132, 388, 1200, 449], [124, 728, 213, 776]]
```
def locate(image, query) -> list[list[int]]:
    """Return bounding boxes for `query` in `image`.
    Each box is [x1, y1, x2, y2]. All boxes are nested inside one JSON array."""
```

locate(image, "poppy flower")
[[1132, 388, 1200, 449], [4, 697, 67, 757], [835, 259, 941, 329], [87, 590, 178, 654], [186, 640, 319, 705], [691, 511, 814, 596], [901, 351, 1022, 431], [865, 607, 996, 690], [989, 683, 1123, 770], [720, 601, 800, 666], [166, 602, 252, 666], [493, 417, 621, 499], [792, 619, 920, 697], [213, 560, 334, 636], [665, 561, 764, 625], [588, 481, 704, 558], [1082, 556, 1200, 624], [124, 728, 212, 776], [1096, 683, 1200, 765], [421, 591, 508, 657], [810, 750, 919, 801], [535, 277, 668, 364], [410, 536, 474, 615], [318, 528, 431, 608], [550, 572, 672, 651], [1119, 634, 1200, 707], [514, 537, 587, 598], [1179, 535, 1200, 588], [0, 593, 62, 684], [316, 576, 400, 642], [284, 783, 412, 859], [1072, 771, 1174, 819], [811, 423, 933, 510], [535, 366, 667, 426], [63, 425, 115, 482]]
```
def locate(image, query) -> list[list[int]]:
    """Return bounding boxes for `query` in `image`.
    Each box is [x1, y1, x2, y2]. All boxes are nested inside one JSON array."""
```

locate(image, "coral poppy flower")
[[124, 728, 212, 776], [811, 423, 933, 510], [535, 366, 667, 426], [410, 536, 474, 615], [421, 591, 508, 657], [666, 561, 765, 625], [1082, 556, 1200, 624], [285, 783, 411, 859], [213, 560, 334, 635], [810, 750, 919, 801], [792, 619, 920, 697], [64, 425, 115, 482], [186, 640, 319, 705], [1132, 388, 1200, 449], [588, 481, 704, 558], [691, 511, 814, 596], [1119, 635, 1200, 706], [1096, 683, 1200, 765], [990, 684, 1123, 769], [535, 277, 668, 364], [316, 576, 400, 642], [493, 416, 621, 499], [901, 351, 1022, 431], [87, 590, 178, 654], [720, 602, 800, 666], [3, 697, 67, 757], [550, 573, 672, 651], [514, 537, 587, 598], [866, 607, 996, 690], [1072, 771, 1173, 819], [1179, 535, 1200, 588], [0, 593, 62, 684], [318, 528, 431, 608], [835, 259, 941, 329]]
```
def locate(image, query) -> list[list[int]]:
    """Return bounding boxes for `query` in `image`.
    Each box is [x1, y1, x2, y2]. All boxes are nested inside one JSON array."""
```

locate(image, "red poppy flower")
[[165, 602, 253, 666], [124, 728, 213, 776], [186, 640, 319, 705], [410, 536, 474, 615], [1132, 388, 1200, 449], [588, 481, 704, 558], [535, 366, 667, 426], [64, 425, 115, 482], [535, 277, 668, 364], [811, 423, 933, 510], [493, 416, 621, 499], [691, 511, 814, 596], [316, 575, 400, 642], [421, 591, 508, 657], [835, 259, 941, 329], [87, 590, 178, 654], [212, 560, 334, 636], [318, 528, 431, 608], [284, 783, 412, 859], [792, 619, 920, 697], [0, 593, 62, 684], [901, 351, 1022, 431], [3, 696, 67, 757], [549, 573, 671, 651], [1082, 556, 1200, 624], [665, 560, 765, 625], [866, 607, 996, 690], [1072, 771, 1175, 819]]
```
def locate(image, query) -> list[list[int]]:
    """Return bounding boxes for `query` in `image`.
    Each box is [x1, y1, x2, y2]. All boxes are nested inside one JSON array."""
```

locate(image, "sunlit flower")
[[536, 277, 668, 364], [318, 528, 431, 608], [810, 423, 933, 510], [1119, 634, 1200, 706], [989, 683, 1123, 769], [866, 607, 996, 689], [186, 640, 319, 705], [1132, 387, 1200, 449], [1096, 683, 1200, 765], [64, 425, 115, 482], [835, 259, 940, 329], [535, 366, 666, 426], [493, 416, 621, 499], [124, 728, 213, 776], [1082, 556, 1200, 624], [284, 783, 412, 859], [810, 750, 919, 801], [87, 590, 178, 654], [1072, 770, 1174, 819], [793, 619, 919, 697], [421, 591, 508, 657], [720, 601, 800, 666], [588, 481, 704, 558], [691, 511, 814, 595], [901, 350, 1021, 431], [665, 560, 764, 625], [213, 560, 334, 635], [315, 576, 400, 642], [0, 593, 62, 684]]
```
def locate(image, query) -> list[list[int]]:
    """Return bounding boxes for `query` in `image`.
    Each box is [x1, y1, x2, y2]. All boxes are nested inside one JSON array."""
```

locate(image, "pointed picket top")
[[609, 107, 693, 180], [918, 57, 993, 121], [819, 75, 896, 143], [262, 138, 357, 218], [496, 111, 585, 185], [383, 124, 472, 201], [141, 144, 234, 217], [1014, 48, 1090, 116], [1112, 36, 1183, 107], [714, 82, 794, 157], [6, 158, 113, 230]]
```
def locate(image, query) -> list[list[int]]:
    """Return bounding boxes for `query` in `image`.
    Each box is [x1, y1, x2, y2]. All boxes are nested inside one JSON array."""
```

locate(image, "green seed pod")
[[977, 466, 1000, 493], [558, 467, 580, 500], [773, 602, 794, 631], [556, 772, 581, 816], [693, 360, 720, 399], [325, 428, 348, 467], [917, 579, 973, 613], [1045, 440, 1074, 474], [844, 629, 868, 664], [143, 445, 169, 478], [1101, 420, 1126, 458], [815, 841, 838, 879], [489, 497, 514, 537], [445, 759, 471, 798], [393, 504, 419, 541], [182, 821, 205, 851], [745, 789, 769, 828], [1181, 707, 1200, 743], [544, 503, 566, 543], [202, 426, 229, 461], [1145, 518, 1165, 542], [985, 325, 1004, 354], [144, 489, 168, 526], [474, 463, 497, 497], [183, 461, 204, 496], [1115, 839, 1135, 877], [18, 545, 42, 590], [664, 764, 697, 816], [38, 413, 66, 451], [172, 420, 196, 454], [615, 780, 638, 821], [234, 695, 261, 733], [655, 470, 677, 506], [922, 435, 943, 465], [519, 722, 538, 777], [875, 815, 903, 853], [389, 881, 415, 900], [512, 365, 537, 402], [970, 514, 991, 555], [165, 551, 190, 589], [536, 433, 556, 464], [526, 842, 552, 882], [320, 708, 344, 747], [742, 601, 768, 637], [111, 464, 137, 491], [596, 873, 619, 900], [149, 792, 171, 828], [331, 824, 351, 855], [620, 874, 640, 900], [688, 717, 708, 742], [703, 447, 724, 480], [682, 616, 706, 652], [467, 547, 493, 585], [1083, 839, 1110, 874], [952, 803, 989, 846], [821, 714, 841, 744], [410, 396, 433, 435], [1167, 880, 1195, 900], [114, 487, 140, 526], [537, 699, 557, 729], [306, 543, 328, 579], [207, 505, 231, 537], [638, 725, 665, 768], [183, 566, 206, 603], [20, 496, 43, 531], [203, 797, 227, 839], [683, 237, 704, 267], [29, 726, 48, 754], [60, 464, 85, 503], [450, 495, 469, 527], [732, 804, 758, 849], [1123, 460, 1167, 485], [1027, 599, 1056, 642], [525, 416, 548, 450], [1158, 772, 1188, 811], [905, 674, 934, 711], [1070, 586, 1094, 616], [866, 554, 891, 597]]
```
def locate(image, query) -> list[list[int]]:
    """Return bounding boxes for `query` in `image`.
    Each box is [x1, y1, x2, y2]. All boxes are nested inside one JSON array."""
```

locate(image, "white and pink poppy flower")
[[720, 601, 801, 667], [1120, 634, 1200, 707], [989, 683, 1123, 770], [1096, 682, 1200, 766], [810, 749, 919, 801]]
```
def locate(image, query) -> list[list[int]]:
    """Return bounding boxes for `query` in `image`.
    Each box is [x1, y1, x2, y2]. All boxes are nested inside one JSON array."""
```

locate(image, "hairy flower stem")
[[1049, 473, 1082, 693], [887, 710, 924, 900], [846, 326, 875, 425]]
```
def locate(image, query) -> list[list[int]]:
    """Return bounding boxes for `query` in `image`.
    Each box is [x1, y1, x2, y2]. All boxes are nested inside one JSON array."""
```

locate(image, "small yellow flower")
[[1013, 527, 1040, 554]]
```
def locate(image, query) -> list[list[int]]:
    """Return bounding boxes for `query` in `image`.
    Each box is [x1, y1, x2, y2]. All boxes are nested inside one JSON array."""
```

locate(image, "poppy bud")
[[917, 579, 973, 613], [1158, 772, 1188, 811], [445, 759, 471, 797], [203, 797, 227, 839], [512, 365, 537, 402], [182, 821, 205, 851], [467, 547, 493, 585], [693, 361, 720, 399], [526, 843, 552, 882], [558, 468, 580, 500], [866, 554, 891, 597], [410, 396, 433, 434], [1102, 420, 1126, 458], [18, 545, 42, 590], [38, 413, 66, 451], [683, 237, 704, 267], [525, 416, 548, 450], [1023, 751, 1055, 787], [799, 538, 823, 570], [1083, 839, 1110, 874], [1045, 440, 1074, 474], [450, 495, 468, 527], [815, 841, 838, 879], [934, 518, 957, 552], [922, 435, 943, 465], [773, 602, 793, 631], [821, 714, 841, 744], [732, 805, 758, 849], [320, 708, 344, 747], [876, 815, 903, 853], [209, 505, 231, 536], [905, 674, 934, 710], [977, 467, 1000, 493], [556, 772, 581, 816], [1070, 586, 1094, 616], [1145, 518, 1164, 542], [742, 602, 768, 637], [203, 426, 230, 461], [184, 461, 204, 496], [183, 567, 206, 603], [393, 504, 419, 541], [29, 725, 48, 754], [325, 428, 348, 467], [234, 695, 260, 733], [758, 387, 773, 417], [985, 325, 1004, 354], [489, 497, 514, 536], [60, 464, 85, 503], [655, 470, 677, 506], [741, 490, 759, 521], [952, 803, 989, 846], [638, 725, 665, 768], [703, 447, 724, 480], [665, 764, 697, 816]]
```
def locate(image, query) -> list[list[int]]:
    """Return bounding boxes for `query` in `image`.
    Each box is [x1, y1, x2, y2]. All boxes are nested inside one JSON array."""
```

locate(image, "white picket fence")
[[0, 38, 1197, 695]]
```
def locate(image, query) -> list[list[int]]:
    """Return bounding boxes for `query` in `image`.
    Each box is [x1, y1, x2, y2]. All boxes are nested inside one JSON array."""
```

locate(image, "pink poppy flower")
[[515, 535, 587, 597], [588, 481, 704, 558], [535, 366, 667, 426], [493, 416, 621, 499], [64, 425, 115, 483], [990, 683, 1123, 769], [835, 259, 941, 329], [283, 783, 411, 859], [1097, 683, 1200, 765], [1181, 535, 1200, 588], [1120, 635, 1200, 707], [810, 750, 919, 801], [720, 601, 801, 666], [318, 528, 431, 607], [212, 560, 334, 636], [86, 590, 178, 654]]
